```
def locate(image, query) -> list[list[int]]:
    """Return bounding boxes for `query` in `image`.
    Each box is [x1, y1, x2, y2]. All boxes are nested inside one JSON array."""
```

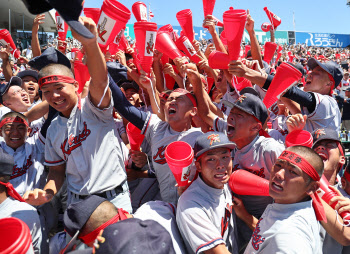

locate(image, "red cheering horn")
[[223, 7, 247, 61], [156, 30, 184, 60], [229, 169, 270, 196], [264, 7, 281, 30], [176, 9, 195, 43], [175, 35, 201, 64], [0, 29, 20, 59], [134, 21, 158, 76], [208, 50, 230, 69], [74, 61, 91, 94], [317, 175, 350, 226], [202, 0, 223, 28], [158, 24, 179, 42], [84, 8, 101, 25], [263, 41, 277, 64], [126, 122, 145, 151], [97, 0, 131, 51], [220, 30, 227, 46], [55, 12, 68, 41], [244, 45, 251, 57], [276, 45, 283, 62], [132, 1, 148, 22], [285, 130, 313, 148], [232, 76, 252, 93], [261, 22, 272, 32], [263, 62, 301, 109]]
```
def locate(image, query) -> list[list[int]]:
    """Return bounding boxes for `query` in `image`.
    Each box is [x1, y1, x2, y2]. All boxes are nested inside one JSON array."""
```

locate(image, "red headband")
[[173, 88, 197, 107], [0, 181, 25, 202], [0, 116, 29, 129], [38, 75, 76, 88], [278, 150, 326, 222]]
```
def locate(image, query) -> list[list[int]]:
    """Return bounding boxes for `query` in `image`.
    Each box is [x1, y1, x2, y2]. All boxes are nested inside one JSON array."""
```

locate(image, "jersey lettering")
[[251, 218, 265, 250], [60, 122, 91, 160], [11, 155, 33, 180], [221, 203, 233, 236], [153, 145, 167, 164], [232, 165, 266, 178], [278, 129, 288, 136], [221, 104, 227, 114]]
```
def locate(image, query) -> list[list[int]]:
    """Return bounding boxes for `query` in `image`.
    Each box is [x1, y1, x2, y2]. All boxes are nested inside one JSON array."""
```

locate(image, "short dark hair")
[[0, 175, 10, 193], [38, 63, 74, 80]]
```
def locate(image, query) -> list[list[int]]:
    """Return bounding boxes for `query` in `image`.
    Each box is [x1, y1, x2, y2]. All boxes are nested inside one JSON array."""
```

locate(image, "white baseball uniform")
[[214, 84, 239, 116], [177, 176, 239, 254], [244, 200, 321, 254]]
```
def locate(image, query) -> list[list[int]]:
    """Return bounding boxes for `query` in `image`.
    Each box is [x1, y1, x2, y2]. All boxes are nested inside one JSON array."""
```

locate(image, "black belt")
[[73, 185, 124, 200]]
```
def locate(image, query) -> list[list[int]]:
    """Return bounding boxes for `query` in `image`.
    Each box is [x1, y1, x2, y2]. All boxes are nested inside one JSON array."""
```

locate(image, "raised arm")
[[0, 45, 13, 81], [203, 15, 227, 54], [31, 14, 45, 58], [245, 10, 263, 68]]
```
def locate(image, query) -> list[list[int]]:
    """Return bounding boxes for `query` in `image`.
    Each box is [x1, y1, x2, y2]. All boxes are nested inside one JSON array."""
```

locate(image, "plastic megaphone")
[[285, 130, 313, 148], [165, 141, 194, 187], [97, 0, 131, 51], [220, 30, 227, 46], [245, 45, 251, 57], [0, 29, 20, 59], [232, 76, 252, 93], [317, 175, 350, 226], [156, 30, 184, 60], [126, 122, 145, 151], [263, 7, 281, 29], [263, 41, 277, 64], [134, 21, 158, 75], [202, 0, 223, 28], [74, 61, 91, 94], [175, 35, 201, 64], [263, 62, 301, 109], [208, 50, 230, 69], [229, 169, 270, 196], [158, 24, 179, 42], [84, 8, 101, 25], [223, 7, 247, 61], [276, 45, 283, 62], [55, 12, 68, 40], [261, 22, 272, 32], [176, 9, 195, 43], [132, 1, 148, 22]]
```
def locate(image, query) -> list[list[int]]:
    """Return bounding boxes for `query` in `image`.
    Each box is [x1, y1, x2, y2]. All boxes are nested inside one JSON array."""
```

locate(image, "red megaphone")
[[317, 175, 350, 225], [0, 29, 20, 59], [202, 0, 224, 28], [229, 169, 270, 196], [232, 76, 252, 93], [208, 50, 230, 69], [245, 45, 251, 57], [261, 22, 272, 32], [55, 12, 68, 41], [126, 122, 145, 151], [220, 30, 227, 46], [84, 8, 101, 25], [132, 1, 148, 22], [176, 9, 195, 43], [74, 61, 91, 94], [158, 24, 179, 42], [175, 35, 201, 64], [264, 41, 277, 64], [276, 45, 283, 62], [264, 7, 281, 29], [156, 30, 184, 60]]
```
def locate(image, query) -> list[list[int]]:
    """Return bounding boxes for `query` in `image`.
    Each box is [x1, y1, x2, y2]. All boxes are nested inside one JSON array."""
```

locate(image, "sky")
[[84, 0, 350, 34]]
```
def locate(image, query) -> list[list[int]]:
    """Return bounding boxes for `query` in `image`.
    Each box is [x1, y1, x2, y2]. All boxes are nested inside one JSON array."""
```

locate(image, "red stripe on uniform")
[[196, 238, 223, 254]]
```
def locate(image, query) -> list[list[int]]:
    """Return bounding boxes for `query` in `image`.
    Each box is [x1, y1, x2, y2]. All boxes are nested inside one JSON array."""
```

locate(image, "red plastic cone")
[[264, 7, 281, 29], [175, 35, 201, 64], [156, 30, 184, 60], [263, 62, 302, 109], [132, 1, 148, 22], [96, 0, 131, 51], [229, 169, 270, 196], [126, 122, 145, 151], [276, 45, 283, 62], [202, 0, 224, 28], [220, 30, 227, 46], [223, 8, 247, 61], [208, 50, 230, 69], [285, 130, 313, 148], [232, 76, 252, 93], [55, 12, 68, 41], [261, 22, 272, 32], [84, 8, 101, 25], [74, 61, 91, 94], [245, 45, 251, 57], [165, 141, 194, 187], [176, 9, 195, 43], [0, 29, 20, 59], [264, 41, 277, 64], [159, 24, 179, 42]]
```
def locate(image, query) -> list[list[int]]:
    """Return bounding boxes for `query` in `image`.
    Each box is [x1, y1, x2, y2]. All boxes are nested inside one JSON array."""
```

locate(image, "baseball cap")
[[288, 62, 306, 77], [29, 47, 71, 71], [224, 93, 268, 125], [17, 70, 39, 81], [0, 75, 5, 81], [307, 58, 343, 87], [96, 218, 176, 254], [311, 128, 340, 148], [194, 132, 236, 159], [0, 153, 15, 176], [346, 87, 350, 92], [120, 80, 139, 92], [107, 61, 128, 85], [22, 0, 94, 39], [0, 76, 23, 104], [239, 87, 262, 99]]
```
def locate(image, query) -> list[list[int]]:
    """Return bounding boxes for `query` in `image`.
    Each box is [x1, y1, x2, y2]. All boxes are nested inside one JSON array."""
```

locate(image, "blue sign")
[[295, 32, 350, 48]]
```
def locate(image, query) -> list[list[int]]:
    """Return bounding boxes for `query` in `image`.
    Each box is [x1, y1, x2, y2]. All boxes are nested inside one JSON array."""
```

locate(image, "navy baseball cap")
[[346, 87, 350, 92], [194, 132, 236, 159], [96, 218, 176, 254], [107, 61, 128, 85], [307, 58, 343, 87], [120, 81, 139, 92], [29, 47, 71, 71], [0, 76, 23, 104], [0, 153, 15, 176], [17, 70, 39, 81], [312, 128, 340, 148], [21, 0, 94, 39]]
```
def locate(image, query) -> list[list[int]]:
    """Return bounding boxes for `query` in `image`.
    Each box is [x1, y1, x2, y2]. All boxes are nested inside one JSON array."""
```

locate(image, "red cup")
[[55, 12, 68, 41], [159, 24, 179, 42], [232, 76, 252, 92], [176, 9, 195, 43], [97, 0, 131, 50], [264, 7, 281, 29], [134, 22, 158, 75], [285, 130, 313, 148], [74, 61, 90, 94], [126, 122, 145, 151], [264, 41, 277, 64], [156, 30, 184, 60], [132, 1, 148, 22], [261, 22, 272, 32], [0, 217, 34, 254], [208, 50, 230, 69], [229, 169, 270, 196], [84, 8, 101, 25], [220, 30, 227, 46], [223, 8, 247, 61], [0, 29, 20, 59], [263, 62, 302, 109], [175, 35, 201, 64], [165, 141, 194, 187]]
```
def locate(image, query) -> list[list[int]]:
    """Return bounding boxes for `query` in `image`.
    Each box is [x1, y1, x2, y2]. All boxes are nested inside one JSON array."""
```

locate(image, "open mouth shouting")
[[316, 152, 328, 163], [227, 124, 235, 138], [271, 181, 283, 192], [214, 172, 228, 181], [168, 106, 177, 116]]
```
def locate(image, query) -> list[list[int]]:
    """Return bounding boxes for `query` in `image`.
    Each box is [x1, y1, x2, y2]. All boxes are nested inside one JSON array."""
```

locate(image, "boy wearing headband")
[[244, 146, 324, 254]]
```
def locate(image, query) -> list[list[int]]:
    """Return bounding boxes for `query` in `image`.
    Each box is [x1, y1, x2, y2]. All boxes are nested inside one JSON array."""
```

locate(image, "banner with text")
[[295, 32, 350, 48]]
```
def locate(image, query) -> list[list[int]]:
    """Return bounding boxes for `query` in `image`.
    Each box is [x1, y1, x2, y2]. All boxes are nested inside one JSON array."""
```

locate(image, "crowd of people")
[[2, 1, 350, 254]]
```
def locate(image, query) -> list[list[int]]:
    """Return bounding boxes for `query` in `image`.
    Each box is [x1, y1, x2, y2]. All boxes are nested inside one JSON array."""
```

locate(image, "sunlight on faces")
[[196, 147, 232, 189], [1, 121, 31, 150], [304, 66, 332, 94], [2, 86, 31, 112], [21, 76, 39, 102]]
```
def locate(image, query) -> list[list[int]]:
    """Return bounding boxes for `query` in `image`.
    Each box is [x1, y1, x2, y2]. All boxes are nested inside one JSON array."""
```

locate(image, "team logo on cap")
[[97, 18, 108, 42], [314, 129, 326, 139], [237, 95, 247, 103], [207, 134, 220, 145]]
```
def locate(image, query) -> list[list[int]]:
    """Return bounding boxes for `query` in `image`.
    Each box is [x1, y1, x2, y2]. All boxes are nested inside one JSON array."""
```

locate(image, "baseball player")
[[23, 17, 132, 212], [244, 146, 324, 254], [176, 132, 238, 254], [17, 69, 41, 106]]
